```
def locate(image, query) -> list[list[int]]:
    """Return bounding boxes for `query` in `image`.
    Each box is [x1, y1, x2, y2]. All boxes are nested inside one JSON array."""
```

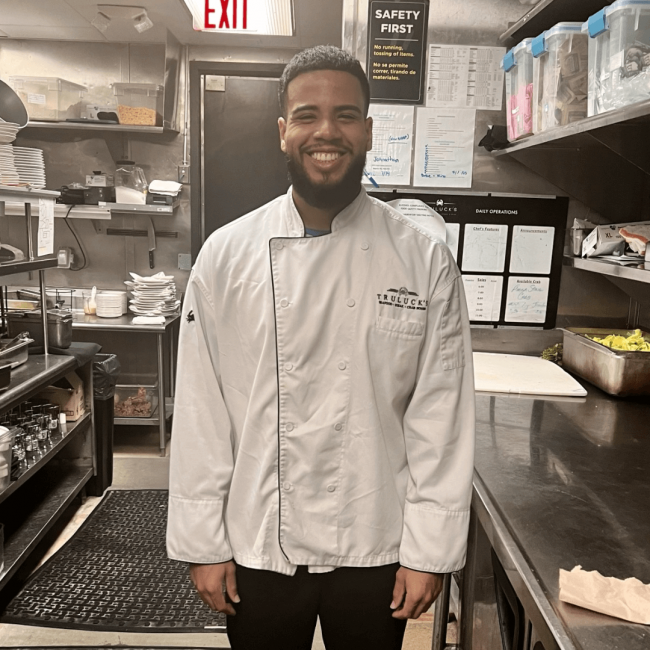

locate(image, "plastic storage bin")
[[584, 0, 650, 116], [112, 83, 163, 126], [114, 384, 156, 418], [502, 39, 535, 141], [7, 76, 87, 121], [531, 23, 589, 133]]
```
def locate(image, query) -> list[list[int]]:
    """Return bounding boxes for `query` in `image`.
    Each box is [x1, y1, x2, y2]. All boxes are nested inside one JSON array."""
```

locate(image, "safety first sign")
[[367, 1, 429, 103]]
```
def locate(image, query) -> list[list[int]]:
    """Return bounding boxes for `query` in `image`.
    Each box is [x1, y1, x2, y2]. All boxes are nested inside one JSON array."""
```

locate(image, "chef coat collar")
[[285, 186, 369, 238]]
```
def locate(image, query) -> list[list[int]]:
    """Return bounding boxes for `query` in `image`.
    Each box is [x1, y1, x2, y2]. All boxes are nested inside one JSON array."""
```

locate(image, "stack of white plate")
[[96, 290, 127, 318], [0, 145, 20, 185], [0, 122, 20, 145], [12, 146, 46, 189], [125, 272, 180, 316]]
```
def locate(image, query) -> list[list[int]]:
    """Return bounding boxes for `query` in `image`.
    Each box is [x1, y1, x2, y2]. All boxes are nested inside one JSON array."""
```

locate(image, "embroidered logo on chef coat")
[[186, 310, 195, 323], [377, 287, 428, 311]]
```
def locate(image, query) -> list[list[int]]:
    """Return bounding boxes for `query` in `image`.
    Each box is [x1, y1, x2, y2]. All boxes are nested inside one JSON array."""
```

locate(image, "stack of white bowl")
[[96, 291, 127, 318]]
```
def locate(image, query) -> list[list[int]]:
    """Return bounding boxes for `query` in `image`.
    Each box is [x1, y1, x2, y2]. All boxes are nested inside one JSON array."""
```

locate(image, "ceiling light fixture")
[[91, 11, 112, 33]]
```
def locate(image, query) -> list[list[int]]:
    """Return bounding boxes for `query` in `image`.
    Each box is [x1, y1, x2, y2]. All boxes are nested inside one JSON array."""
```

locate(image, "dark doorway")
[[190, 62, 289, 258]]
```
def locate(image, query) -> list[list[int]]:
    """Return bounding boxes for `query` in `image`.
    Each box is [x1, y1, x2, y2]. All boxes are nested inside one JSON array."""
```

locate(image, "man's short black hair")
[[279, 45, 370, 117]]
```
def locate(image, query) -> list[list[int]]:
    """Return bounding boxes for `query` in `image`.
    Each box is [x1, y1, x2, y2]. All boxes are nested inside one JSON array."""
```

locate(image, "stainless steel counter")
[[474, 386, 650, 649], [72, 312, 181, 455]]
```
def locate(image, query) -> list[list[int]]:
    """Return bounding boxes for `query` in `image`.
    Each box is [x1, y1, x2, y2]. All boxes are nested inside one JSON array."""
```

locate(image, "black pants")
[[226, 563, 408, 650]]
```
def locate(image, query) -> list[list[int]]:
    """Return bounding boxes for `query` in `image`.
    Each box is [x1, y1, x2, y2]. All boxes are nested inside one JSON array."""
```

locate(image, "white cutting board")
[[473, 352, 587, 397]]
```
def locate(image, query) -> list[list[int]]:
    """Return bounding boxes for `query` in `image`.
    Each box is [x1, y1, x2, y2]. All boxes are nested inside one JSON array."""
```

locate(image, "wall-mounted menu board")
[[371, 192, 569, 329]]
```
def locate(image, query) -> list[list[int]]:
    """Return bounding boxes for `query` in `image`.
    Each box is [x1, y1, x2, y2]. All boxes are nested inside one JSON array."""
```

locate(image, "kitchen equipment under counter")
[[71, 312, 180, 456], [457, 387, 650, 650]]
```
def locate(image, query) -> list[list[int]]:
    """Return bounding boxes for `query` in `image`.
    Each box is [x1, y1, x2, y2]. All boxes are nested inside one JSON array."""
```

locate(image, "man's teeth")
[[311, 152, 341, 162]]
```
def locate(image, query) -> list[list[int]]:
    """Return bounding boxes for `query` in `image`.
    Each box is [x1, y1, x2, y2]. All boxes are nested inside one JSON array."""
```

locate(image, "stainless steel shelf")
[[115, 398, 173, 426], [23, 121, 177, 134], [0, 412, 92, 506], [0, 185, 60, 200], [0, 464, 93, 591], [0, 355, 76, 413], [493, 101, 650, 221], [499, 0, 609, 44], [97, 201, 180, 214], [0, 256, 58, 277], [494, 99, 650, 156], [564, 254, 650, 282]]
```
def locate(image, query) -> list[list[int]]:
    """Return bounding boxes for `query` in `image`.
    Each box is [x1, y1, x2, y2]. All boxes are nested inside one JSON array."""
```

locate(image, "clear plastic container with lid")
[[531, 23, 589, 133], [583, 0, 650, 115], [501, 39, 535, 141], [112, 82, 163, 126], [7, 76, 87, 122]]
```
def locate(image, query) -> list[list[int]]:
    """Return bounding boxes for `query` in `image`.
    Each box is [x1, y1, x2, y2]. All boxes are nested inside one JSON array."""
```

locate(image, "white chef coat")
[[167, 187, 475, 576]]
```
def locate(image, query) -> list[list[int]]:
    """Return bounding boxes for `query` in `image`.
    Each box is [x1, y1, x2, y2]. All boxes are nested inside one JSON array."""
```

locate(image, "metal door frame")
[[190, 61, 286, 260]]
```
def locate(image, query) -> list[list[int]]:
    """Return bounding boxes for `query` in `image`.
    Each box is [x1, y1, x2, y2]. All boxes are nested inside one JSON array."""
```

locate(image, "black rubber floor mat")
[[1, 490, 227, 632]]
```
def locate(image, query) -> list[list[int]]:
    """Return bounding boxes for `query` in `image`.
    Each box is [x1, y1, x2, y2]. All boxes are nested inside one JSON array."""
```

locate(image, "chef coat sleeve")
[[399, 255, 475, 574], [166, 269, 234, 564]]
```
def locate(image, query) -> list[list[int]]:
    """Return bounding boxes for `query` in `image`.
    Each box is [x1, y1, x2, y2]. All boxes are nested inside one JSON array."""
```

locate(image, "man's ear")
[[278, 117, 287, 153], [365, 116, 373, 151]]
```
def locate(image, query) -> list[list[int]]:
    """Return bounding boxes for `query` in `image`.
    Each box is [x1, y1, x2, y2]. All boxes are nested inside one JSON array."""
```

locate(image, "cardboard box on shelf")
[[37, 372, 85, 421]]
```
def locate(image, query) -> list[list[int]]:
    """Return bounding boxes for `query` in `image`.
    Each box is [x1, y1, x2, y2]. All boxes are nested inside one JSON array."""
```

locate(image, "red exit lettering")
[[205, 0, 248, 29]]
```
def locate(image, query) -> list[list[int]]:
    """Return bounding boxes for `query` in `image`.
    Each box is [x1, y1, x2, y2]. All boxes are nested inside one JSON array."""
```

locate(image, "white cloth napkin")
[[132, 316, 166, 325], [149, 180, 182, 196], [559, 566, 650, 624]]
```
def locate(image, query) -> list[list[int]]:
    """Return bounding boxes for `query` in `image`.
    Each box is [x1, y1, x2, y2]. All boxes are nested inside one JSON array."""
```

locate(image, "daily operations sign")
[[367, 1, 429, 103]]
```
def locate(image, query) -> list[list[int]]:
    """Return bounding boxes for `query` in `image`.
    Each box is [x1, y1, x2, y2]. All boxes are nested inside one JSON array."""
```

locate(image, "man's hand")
[[190, 560, 240, 616], [390, 567, 444, 620]]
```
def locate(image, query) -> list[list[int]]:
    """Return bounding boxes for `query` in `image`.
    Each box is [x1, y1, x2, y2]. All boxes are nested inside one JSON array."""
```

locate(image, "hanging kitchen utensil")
[[147, 217, 156, 269], [0, 80, 28, 128]]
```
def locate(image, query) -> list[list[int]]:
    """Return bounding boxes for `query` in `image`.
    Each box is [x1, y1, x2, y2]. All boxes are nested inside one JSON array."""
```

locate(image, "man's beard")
[[286, 151, 366, 210]]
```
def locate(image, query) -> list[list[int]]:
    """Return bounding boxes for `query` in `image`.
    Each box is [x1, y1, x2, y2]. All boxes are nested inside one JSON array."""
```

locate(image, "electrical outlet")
[[178, 253, 192, 270], [178, 164, 190, 184]]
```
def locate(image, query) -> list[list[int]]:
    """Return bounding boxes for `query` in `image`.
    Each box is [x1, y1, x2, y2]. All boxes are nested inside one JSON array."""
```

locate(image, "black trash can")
[[87, 353, 121, 496]]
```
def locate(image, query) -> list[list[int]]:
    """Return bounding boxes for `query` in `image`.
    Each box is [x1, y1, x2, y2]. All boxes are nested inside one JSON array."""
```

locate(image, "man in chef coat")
[[167, 45, 475, 650]]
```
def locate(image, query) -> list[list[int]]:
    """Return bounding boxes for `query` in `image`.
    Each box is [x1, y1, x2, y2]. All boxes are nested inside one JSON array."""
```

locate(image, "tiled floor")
[[0, 426, 438, 649]]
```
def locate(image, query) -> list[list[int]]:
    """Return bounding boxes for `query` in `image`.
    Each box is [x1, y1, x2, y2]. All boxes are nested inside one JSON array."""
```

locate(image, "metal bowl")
[[0, 79, 28, 128]]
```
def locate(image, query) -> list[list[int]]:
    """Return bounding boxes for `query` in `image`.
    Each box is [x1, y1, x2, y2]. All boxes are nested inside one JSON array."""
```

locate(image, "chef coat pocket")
[[376, 315, 423, 339]]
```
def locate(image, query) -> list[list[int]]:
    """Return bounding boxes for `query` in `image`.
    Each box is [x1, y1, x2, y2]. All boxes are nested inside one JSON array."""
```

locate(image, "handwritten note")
[[462, 275, 503, 321], [364, 104, 414, 186], [413, 107, 475, 188], [37, 198, 54, 256], [505, 277, 550, 323], [510, 226, 555, 274], [462, 224, 508, 272]]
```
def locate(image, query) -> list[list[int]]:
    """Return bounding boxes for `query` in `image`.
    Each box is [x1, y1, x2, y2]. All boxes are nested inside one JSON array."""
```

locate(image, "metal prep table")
[[440, 385, 650, 650], [72, 312, 181, 456]]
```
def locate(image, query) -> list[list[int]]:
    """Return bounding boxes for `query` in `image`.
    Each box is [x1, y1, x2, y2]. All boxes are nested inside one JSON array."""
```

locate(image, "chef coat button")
[[283, 482, 292, 491], [274, 241, 284, 250], [334, 423, 343, 431], [361, 242, 370, 250], [285, 422, 295, 432], [284, 363, 293, 372], [338, 361, 347, 370], [280, 299, 289, 308], [346, 299, 355, 308], [327, 484, 336, 493]]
